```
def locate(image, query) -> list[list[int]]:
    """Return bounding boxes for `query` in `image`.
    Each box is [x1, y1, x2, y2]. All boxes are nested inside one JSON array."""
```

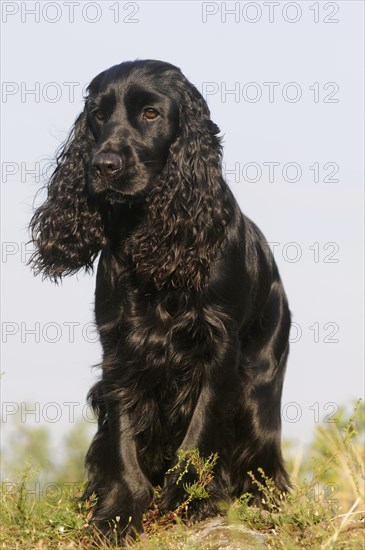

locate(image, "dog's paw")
[[90, 480, 153, 541], [159, 476, 229, 522]]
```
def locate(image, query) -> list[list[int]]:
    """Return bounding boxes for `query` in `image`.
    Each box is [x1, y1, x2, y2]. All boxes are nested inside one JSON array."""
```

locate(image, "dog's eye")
[[143, 108, 159, 121], [93, 110, 105, 122]]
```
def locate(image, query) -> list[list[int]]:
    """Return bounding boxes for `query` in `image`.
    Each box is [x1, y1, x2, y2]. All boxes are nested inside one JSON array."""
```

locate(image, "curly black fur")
[[29, 60, 291, 539]]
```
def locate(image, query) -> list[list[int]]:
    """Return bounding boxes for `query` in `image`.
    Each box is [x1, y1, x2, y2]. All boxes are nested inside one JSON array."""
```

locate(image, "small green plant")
[[164, 448, 218, 516]]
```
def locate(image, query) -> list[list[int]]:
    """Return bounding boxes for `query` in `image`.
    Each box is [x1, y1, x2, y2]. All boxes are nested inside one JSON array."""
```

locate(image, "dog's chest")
[[98, 280, 183, 352], [95, 251, 227, 383]]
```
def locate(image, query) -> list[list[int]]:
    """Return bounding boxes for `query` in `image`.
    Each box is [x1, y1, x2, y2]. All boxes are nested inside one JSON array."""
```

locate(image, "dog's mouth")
[[88, 169, 150, 201]]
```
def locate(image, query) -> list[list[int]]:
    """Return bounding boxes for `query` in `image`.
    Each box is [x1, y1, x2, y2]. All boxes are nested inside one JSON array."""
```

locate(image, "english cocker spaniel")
[[30, 59, 291, 538]]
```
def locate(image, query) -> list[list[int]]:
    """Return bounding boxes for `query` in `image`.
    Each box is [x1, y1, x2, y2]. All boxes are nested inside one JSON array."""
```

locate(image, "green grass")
[[1, 401, 364, 549]]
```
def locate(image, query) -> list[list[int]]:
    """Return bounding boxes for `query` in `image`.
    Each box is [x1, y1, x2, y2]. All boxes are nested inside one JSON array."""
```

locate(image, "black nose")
[[92, 153, 122, 177]]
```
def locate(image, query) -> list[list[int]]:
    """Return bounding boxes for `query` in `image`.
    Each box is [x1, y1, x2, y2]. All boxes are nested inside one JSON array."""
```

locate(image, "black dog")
[[30, 60, 290, 536]]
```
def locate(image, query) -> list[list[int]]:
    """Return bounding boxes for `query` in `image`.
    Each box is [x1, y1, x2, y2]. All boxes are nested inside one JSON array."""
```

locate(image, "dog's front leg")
[[159, 340, 239, 520], [84, 405, 153, 540]]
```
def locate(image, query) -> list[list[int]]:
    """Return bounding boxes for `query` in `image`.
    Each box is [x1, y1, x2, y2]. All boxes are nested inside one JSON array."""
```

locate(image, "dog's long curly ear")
[[29, 111, 106, 281], [128, 77, 233, 291]]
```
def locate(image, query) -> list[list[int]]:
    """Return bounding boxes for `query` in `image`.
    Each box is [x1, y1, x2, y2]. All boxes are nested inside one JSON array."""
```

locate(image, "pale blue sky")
[[1, 1, 364, 453]]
